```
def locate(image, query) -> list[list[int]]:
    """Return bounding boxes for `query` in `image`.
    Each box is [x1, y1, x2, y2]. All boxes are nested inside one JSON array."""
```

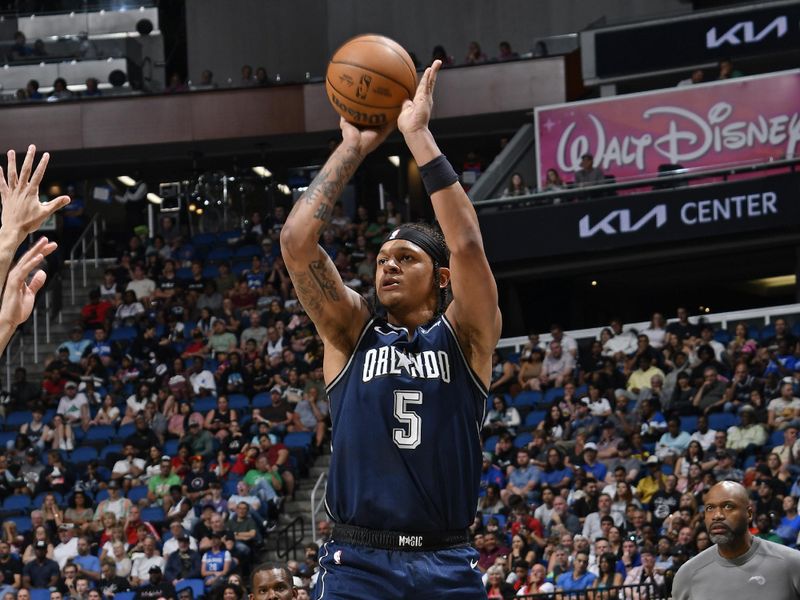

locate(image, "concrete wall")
[[185, 0, 692, 84]]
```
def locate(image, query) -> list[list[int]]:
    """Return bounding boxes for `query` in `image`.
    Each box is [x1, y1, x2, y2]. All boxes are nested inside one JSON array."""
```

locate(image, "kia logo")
[[706, 15, 787, 48], [579, 205, 667, 238]]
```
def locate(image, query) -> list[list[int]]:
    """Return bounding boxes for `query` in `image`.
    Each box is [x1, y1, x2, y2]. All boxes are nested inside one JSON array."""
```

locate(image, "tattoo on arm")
[[309, 260, 340, 302], [287, 258, 340, 319]]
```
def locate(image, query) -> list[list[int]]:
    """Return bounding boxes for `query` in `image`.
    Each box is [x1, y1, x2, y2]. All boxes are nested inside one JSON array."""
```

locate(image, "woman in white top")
[[640, 312, 667, 349], [91, 394, 121, 426], [121, 382, 156, 425]]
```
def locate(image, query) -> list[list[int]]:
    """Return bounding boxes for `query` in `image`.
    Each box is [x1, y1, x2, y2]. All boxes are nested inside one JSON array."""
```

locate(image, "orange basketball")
[[326, 34, 417, 127]]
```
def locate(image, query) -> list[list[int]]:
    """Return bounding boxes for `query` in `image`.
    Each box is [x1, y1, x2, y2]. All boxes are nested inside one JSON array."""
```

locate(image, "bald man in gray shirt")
[[673, 480, 800, 600]]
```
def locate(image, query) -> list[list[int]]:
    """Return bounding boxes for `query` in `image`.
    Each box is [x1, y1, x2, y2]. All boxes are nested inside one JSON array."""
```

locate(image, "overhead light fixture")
[[751, 274, 796, 288], [146, 192, 162, 205], [277, 183, 291, 195], [117, 175, 136, 187], [387, 155, 400, 168], [252, 166, 272, 178], [188, 203, 197, 212], [195, 207, 203, 215]]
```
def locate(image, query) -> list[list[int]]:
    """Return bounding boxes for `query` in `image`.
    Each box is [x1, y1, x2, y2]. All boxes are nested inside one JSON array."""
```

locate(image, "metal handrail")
[[69, 214, 105, 304], [275, 516, 305, 561], [517, 582, 668, 599], [309, 471, 328, 542]]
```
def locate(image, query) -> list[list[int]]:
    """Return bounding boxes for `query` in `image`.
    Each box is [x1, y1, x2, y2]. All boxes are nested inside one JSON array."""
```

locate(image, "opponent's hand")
[[398, 60, 442, 136], [340, 117, 394, 158], [0, 236, 57, 327], [0, 146, 70, 244]]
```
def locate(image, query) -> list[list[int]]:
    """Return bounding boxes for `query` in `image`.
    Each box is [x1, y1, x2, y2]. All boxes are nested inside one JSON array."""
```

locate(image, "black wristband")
[[419, 154, 458, 196]]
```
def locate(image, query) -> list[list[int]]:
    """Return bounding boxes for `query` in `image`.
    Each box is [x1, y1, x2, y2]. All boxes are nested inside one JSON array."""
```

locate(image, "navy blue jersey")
[[325, 314, 487, 532]]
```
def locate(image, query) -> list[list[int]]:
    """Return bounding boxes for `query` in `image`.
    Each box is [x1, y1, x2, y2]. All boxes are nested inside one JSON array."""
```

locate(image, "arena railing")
[[516, 582, 669, 599], [275, 515, 305, 561], [309, 472, 328, 543], [68, 213, 106, 305], [496, 302, 800, 356], [474, 155, 800, 211]]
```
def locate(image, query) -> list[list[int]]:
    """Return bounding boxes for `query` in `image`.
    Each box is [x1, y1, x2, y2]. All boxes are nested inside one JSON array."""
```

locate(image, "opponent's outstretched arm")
[[0, 146, 70, 296], [0, 236, 58, 355], [397, 60, 502, 381], [280, 119, 392, 349]]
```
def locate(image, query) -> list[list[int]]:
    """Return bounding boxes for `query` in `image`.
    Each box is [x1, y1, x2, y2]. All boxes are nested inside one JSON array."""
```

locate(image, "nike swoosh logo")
[[470, 559, 479, 569]]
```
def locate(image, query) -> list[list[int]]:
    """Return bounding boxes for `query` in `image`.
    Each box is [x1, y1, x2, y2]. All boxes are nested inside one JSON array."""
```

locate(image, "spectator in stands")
[[692, 367, 727, 415], [767, 381, 800, 429], [574, 153, 604, 187], [56, 381, 89, 430], [49, 414, 75, 452], [540, 341, 575, 389], [726, 405, 767, 455], [81, 289, 113, 331], [557, 550, 596, 592], [164, 534, 200, 584], [666, 307, 699, 341], [240, 65, 254, 87], [49, 78, 73, 101], [130, 536, 164, 586], [134, 564, 175, 600], [180, 417, 214, 459], [496, 41, 518, 62], [543, 168, 565, 197], [717, 58, 743, 80], [501, 172, 530, 197], [8, 31, 31, 61], [431, 45, 454, 67], [655, 417, 691, 465], [25, 79, 43, 100], [288, 387, 329, 452], [677, 69, 704, 87], [165, 73, 188, 94], [483, 395, 521, 439], [23, 540, 59, 588], [127, 265, 156, 304], [463, 41, 488, 65]]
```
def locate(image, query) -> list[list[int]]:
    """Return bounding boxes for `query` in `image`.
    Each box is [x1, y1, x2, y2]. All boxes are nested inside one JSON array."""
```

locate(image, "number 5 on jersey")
[[393, 390, 422, 449]]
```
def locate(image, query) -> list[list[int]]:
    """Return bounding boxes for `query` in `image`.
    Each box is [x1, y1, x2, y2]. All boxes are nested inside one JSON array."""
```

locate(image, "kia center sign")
[[581, 0, 800, 82], [534, 70, 800, 187], [479, 173, 800, 262]]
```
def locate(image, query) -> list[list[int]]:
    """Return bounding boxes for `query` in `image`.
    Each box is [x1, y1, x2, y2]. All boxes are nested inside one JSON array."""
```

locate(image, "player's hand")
[[398, 60, 441, 136], [0, 236, 57, 327], [0, 146, 70, 245], [339, 117, 394, 158]]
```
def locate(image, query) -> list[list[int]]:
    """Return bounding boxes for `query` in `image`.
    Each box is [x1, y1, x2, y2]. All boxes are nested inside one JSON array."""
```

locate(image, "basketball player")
[[280, 60, 500, 599], [250, 563, 297, 600], [0, 146, 69, 355], [672, 480, 800, 599]]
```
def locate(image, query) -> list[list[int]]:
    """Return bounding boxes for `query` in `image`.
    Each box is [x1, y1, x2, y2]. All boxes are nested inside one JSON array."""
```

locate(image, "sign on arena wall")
[[534, 69, 800, 189], [479, 172, 800, 262]]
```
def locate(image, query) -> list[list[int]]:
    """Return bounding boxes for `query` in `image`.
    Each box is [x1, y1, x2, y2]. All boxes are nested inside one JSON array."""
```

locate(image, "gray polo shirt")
[[672, 535, 800, 600]]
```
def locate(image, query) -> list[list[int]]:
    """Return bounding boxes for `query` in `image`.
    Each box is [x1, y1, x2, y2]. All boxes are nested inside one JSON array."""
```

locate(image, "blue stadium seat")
[[202, 265, 219, 279], [714, 330, 732, 345], [513, 391, 542, 408], [231, 261, 250, 276], [164, 439, 180, 456], [284, 432, 314, 449], [207, 247, 233, 263], [33, 492, 63, 509], [0, 432, 16, 447], [524, 411, 546, 428], [8, 516, 31, 532], [175, 579, 205, 599], [506, 352, 520, 365], [85, 425, 115, 444], [218, 230, 243, 243], [223, 480, 239, 497], [140, 506, 166, 525], [71, 446, 98, 465], [127, 485, 149, 504], [176, 267, 193, 280], [192, 233, 217, 247], [544, 387, 564, 404], [2, 495, 32, 515], [742, 454, 758, 470], [513, 432, 533, 448], [99, 444, 123, 461], [575, 384, 588, 397], [95, 489, 110, 503], [708, 413, 737, 431], [6, 411, 32, 428], [482, 513, 507, 529], [117, 423, 136, 439], [679, 416, 698, 433], [227, 394, 250, 412], [251, 393, 272, 409], [29, 589, 51, 600], [483, 435, 499, 452], [235, 245, 262, 259], [113, 593, 136, 600], [110, 326, 138, 343], [760, 324, 776, 341], [193, 397, 217, 413], [769, 429, 785, 448]]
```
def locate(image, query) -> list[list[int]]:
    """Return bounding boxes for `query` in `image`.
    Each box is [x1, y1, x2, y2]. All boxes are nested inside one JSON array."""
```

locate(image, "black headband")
[[383, 227, 448, 267]]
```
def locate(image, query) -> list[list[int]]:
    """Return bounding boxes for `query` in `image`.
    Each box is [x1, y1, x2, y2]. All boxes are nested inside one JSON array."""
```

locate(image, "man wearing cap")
[[637, 456, 666, 504], [130, 536, 164, 587], [162, 523, 198, 559], [57, 327, 92, 364], [179, 418, 214, 460], [53, 526, 79, 569], [258, 386, 295, 438], [164, 533, 200, 585], [112, 444, 146, 483], [181, 455, 216, 503], [575, 153, 605, 187], [92, 481, 132, 526], [56, 381, 89, 430], [712, 450, 743, 482], [580, 443, 607, 482], [146, 457, 181, 511], [19, 446, 45, 492], [124, 413, 161, 456], [23, 540, 59, 588], [134, 565, 175, 600]]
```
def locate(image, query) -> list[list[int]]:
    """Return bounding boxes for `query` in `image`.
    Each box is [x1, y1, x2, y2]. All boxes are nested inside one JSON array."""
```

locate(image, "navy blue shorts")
[[313, 540, 487, 600]]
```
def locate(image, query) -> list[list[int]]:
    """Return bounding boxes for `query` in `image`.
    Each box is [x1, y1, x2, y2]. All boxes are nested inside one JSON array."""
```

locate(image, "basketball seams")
[[328, 59, 414, 103], [335, 38, 417, 97], [326, 77, 403, 113]]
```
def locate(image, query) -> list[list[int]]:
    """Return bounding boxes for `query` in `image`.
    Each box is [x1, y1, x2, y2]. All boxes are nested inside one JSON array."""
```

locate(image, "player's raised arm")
[[397, 60, 501, 384], [0, 146, 70, 297], [279, 119, 392, 351]]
